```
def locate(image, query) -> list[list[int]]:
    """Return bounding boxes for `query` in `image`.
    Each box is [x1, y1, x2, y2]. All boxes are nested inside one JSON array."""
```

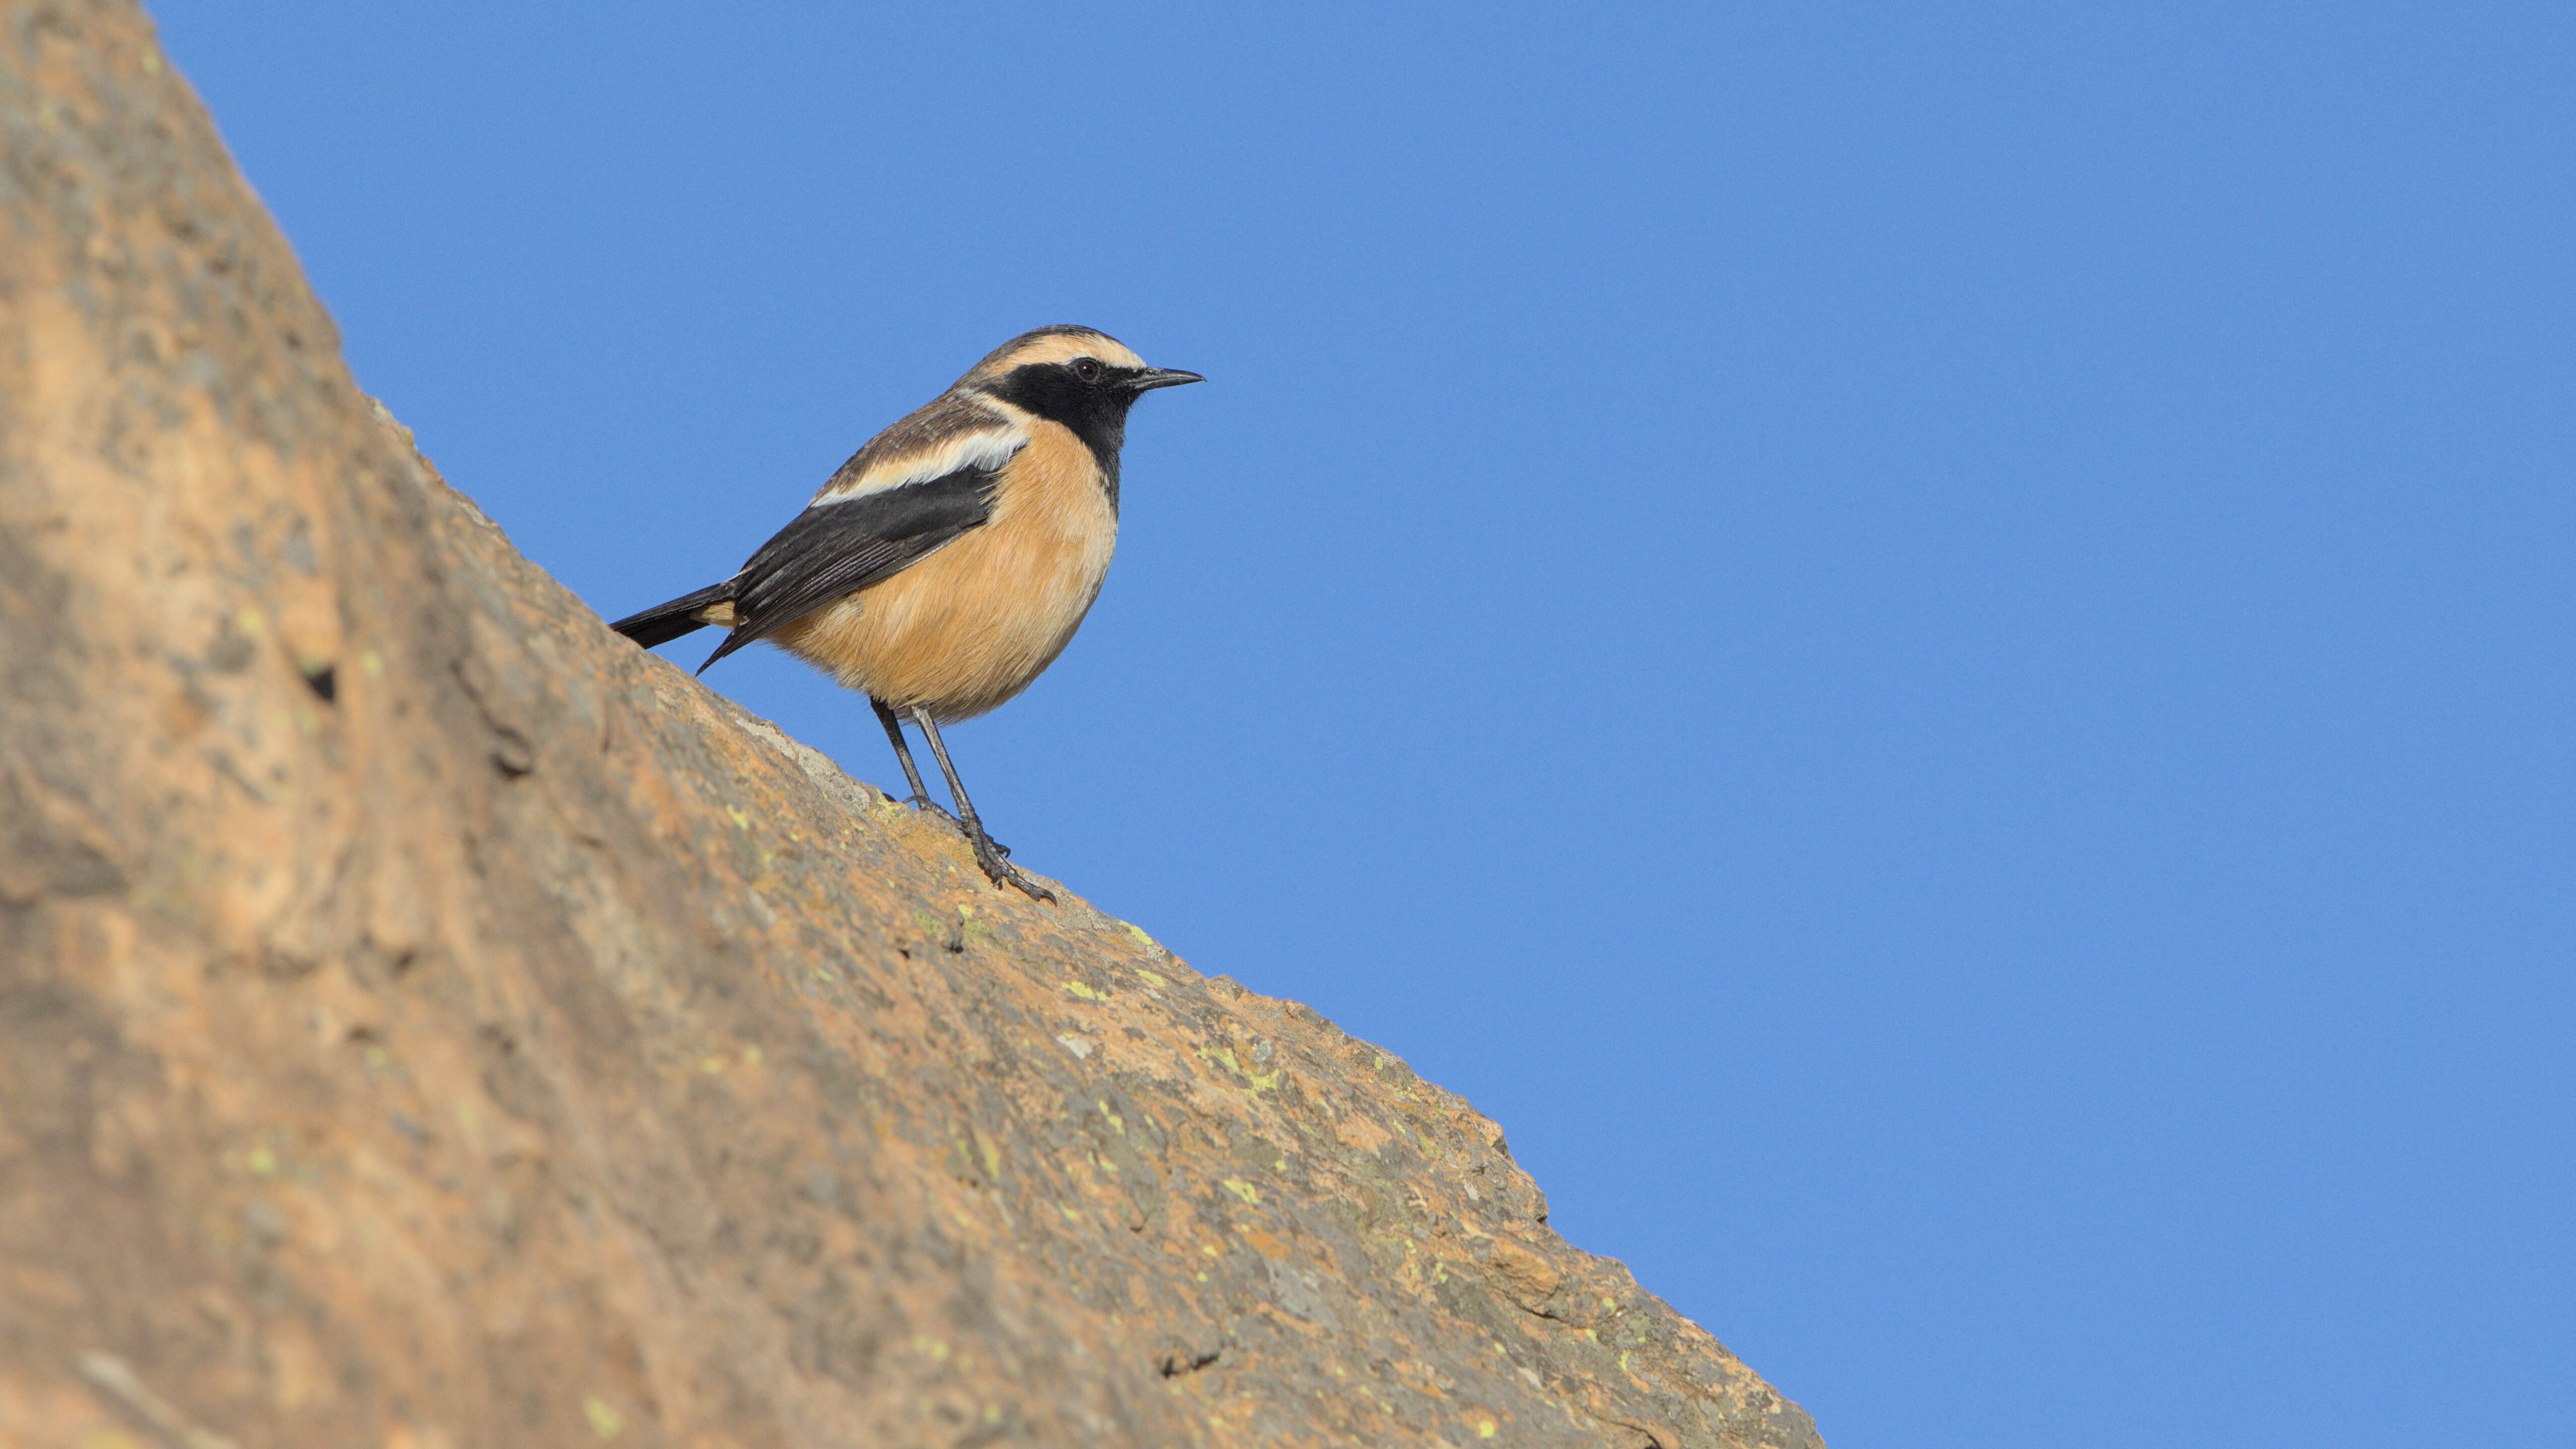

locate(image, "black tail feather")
[[609, 580, 736, 650]]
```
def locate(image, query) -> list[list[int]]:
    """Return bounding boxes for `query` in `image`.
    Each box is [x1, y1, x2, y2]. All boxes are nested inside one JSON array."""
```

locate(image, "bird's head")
[[962, 326, 1201, 455]]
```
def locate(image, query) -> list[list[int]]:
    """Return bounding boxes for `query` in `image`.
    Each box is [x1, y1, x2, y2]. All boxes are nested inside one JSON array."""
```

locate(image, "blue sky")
[[152, 4, 2572, 1443]]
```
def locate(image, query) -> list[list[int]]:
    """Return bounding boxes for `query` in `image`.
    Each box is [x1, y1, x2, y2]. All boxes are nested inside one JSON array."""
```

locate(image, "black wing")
[[696, 461, 1002, 672]]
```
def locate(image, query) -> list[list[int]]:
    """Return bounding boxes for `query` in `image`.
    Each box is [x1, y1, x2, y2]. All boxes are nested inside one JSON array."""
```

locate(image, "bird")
[[609, 325, 1201, 901]]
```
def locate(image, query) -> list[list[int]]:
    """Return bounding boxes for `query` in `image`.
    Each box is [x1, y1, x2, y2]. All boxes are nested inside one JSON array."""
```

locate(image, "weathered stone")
[[0, 5, 1825, 1445]]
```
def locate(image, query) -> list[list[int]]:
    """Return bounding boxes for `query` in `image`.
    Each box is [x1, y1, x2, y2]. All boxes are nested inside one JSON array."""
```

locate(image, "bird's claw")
[[903, 794, 962, 830], [968, 830, 1054, 903]]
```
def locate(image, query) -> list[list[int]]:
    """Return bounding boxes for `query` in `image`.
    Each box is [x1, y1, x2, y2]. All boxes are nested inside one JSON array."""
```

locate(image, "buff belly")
[[770, 436, 1117, 723]]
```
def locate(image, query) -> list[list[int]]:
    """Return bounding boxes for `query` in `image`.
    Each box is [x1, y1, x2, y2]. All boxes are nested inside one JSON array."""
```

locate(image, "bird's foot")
[[902, 793, 962, 830], [967, 828, 1055, 903]]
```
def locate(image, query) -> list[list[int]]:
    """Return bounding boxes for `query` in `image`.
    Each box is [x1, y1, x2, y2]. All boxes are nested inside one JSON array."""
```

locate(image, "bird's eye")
[[1073, 357, 1101, 383]]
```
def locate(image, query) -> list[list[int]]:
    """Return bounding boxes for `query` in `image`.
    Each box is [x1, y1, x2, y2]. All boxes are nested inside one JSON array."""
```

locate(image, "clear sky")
[[151, 4, 2572, 1444]]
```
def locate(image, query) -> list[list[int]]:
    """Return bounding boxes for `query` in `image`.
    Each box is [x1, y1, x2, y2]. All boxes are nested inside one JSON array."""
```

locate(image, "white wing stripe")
[[811, 425, 1028, 504]]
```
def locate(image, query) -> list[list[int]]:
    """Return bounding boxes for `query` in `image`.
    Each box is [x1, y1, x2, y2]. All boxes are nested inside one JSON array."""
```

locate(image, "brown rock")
[[0, 5, 1827, 1445]]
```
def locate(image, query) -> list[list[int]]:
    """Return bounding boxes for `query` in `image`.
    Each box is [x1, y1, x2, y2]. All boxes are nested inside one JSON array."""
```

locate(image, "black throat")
[[987, 364, 1134, 511]]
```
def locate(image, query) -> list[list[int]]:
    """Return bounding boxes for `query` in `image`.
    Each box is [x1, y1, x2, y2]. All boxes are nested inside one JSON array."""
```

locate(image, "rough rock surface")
[[0, 5, 1827, 1445]]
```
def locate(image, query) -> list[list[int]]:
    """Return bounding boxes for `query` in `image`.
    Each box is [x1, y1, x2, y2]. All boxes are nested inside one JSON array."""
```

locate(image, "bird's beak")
[[1127, 367, 1204, 392]]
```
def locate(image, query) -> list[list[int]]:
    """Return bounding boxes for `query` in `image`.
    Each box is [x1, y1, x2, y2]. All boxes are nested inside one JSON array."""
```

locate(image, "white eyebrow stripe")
[[811, 422, 1029, 504]]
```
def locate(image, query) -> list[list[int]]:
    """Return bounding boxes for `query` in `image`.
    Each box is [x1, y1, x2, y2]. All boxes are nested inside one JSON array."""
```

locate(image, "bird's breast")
[[773, 426, 1118, 721]]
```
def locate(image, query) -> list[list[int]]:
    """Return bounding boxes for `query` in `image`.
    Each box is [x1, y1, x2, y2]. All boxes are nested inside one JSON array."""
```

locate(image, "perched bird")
[[610, 325, 1201, 901]]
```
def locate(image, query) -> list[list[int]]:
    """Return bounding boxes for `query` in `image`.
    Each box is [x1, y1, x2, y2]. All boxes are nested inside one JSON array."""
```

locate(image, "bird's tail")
[[609, 580, 737, 649]]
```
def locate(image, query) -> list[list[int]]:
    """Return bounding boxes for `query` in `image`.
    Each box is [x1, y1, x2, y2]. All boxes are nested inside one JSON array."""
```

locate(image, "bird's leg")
[[906, 704, 1055, 903], [872, 699, 957, 827]]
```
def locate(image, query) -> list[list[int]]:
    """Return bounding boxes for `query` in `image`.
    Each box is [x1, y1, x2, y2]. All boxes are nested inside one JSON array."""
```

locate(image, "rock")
[[0, 5, 1826, 1445]]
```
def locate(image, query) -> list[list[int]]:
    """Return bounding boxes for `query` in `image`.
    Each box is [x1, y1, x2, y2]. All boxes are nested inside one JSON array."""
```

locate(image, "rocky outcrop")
[[0, 5, 1825, 1445]]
